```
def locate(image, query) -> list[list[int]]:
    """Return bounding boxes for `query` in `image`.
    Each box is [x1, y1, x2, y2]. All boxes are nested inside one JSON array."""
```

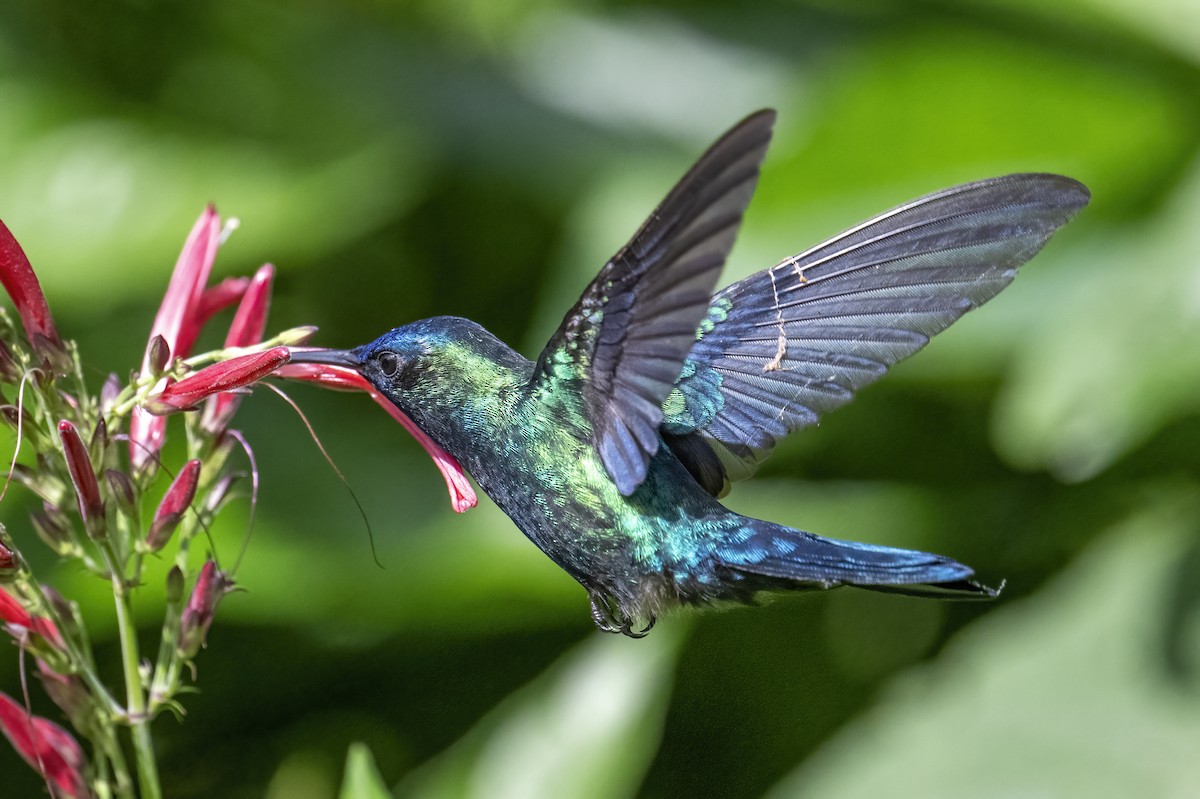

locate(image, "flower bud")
[[88, 417, 108, 468], [0, 404, 51, 450], [36, 661, 93, 736], [7, 463, 66, 506], [146, 459, 201, 552], [274, 325, 318, 346], [146, 334, 171, 376], [104, 469, 137, 520], [99, 372, 121, 414], [178, 559, 234, 657], [58, 420, 106, 540], [0, 539, 15, 580], [203, 472, 242, 515], [144, 346, 290, 415], [165, 565, 185, 605], [30, 507, 73, 556]]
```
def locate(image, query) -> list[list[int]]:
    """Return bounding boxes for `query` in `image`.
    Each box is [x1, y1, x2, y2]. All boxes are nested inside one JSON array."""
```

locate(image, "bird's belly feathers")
[[441, 397, 728, 605]]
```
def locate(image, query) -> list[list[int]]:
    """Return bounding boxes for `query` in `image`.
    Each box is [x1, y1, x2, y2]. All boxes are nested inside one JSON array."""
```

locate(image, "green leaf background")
[[1, 1, 1197, 796]]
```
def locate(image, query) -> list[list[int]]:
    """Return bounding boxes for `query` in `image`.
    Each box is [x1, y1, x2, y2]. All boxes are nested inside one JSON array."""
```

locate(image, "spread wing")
[[533, 110, 777, 495], [662, 173, 1091, 493]]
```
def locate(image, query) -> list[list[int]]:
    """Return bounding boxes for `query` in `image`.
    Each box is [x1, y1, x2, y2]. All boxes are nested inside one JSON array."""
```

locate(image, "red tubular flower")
[[130, 206, 222, 469], [144, 347, 290, 415], [0, 692, 90, 798], [57, 421, 105, 539], [178, 560, 234, 657], [145, 206, 221, 369], [146, 459, 201, 551], [0, 587, 63, 648], [194, 276, 251, 326], [0, 219, 64, 365], [275, 361, 478, 513], [201, 264, 275, 434]]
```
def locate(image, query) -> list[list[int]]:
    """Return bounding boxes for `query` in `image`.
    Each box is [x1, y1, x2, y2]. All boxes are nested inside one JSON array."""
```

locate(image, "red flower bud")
[[0, 219, 65, 369], [0, 540, 15, 577], [144, 347, 290, 415], [276, 362, 477, 512], [146, 459, 201, 552], [179, 560, 234, 657], [58, 420, 105, 539], [0, 692, 90, 798]]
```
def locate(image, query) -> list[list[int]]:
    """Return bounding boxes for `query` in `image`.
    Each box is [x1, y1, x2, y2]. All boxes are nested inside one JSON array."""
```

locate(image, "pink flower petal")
[[200, 264, 275, 434], [131, 206, 221, 469], [0, 587, 63, 649], [0, 692, 90, 798], [276, 362, 478, 513], [0, 586, 34, 628], [194, 276, 251, 327], [148, 206, 221, 368], [145, 347, 291, 414]]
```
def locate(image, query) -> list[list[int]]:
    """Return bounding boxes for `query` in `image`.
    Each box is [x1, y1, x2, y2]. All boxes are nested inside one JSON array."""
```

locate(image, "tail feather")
[[713, 520, 997, 599]]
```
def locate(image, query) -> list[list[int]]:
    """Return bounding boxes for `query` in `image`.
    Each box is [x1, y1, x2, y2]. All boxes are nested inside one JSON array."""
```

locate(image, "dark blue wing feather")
[[664, 173, 1090, 488], [534, 110, 777, 495]]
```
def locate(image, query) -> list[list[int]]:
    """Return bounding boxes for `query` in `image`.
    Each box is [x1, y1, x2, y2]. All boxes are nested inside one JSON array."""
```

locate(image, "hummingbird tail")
[[713, 520, 998, 599]]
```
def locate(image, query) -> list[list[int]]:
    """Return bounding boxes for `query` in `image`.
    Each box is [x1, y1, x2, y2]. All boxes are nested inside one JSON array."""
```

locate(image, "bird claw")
[[589, 592, 656, 639]]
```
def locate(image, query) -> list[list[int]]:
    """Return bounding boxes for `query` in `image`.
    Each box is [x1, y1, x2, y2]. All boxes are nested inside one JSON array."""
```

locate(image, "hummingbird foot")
[[588, 591, 657, 639]]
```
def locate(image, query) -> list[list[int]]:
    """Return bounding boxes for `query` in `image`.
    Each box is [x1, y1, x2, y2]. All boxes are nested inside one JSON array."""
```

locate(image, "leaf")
[[764, 489, 1200, 799], [994, 157, 1200, 480], [339, 743, 393, 799], [397, 630, 684, 799]]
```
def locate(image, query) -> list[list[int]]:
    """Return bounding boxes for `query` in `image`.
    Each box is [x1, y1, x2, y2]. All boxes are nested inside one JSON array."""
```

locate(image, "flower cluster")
[[1, 204, 481, 797], [0, 210, 305, 798]]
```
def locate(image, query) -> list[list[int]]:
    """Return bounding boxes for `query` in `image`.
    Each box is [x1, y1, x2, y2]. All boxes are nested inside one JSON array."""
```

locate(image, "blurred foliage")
[[1, 0, 1198, 797]]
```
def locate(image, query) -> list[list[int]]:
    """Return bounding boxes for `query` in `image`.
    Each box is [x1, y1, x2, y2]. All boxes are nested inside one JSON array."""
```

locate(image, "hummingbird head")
[[292, 316, 528, 436]]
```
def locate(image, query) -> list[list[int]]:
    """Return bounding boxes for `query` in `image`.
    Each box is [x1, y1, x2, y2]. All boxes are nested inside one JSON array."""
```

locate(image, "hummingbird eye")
[[377, 351, 400, 377]]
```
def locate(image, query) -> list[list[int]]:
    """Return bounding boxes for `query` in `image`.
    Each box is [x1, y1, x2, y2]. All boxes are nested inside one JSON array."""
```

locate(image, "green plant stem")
[[108, 563, 162, 799]]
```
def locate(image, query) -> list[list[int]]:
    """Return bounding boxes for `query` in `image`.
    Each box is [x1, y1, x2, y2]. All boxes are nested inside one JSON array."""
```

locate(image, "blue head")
[[292, 316, 530, 440]]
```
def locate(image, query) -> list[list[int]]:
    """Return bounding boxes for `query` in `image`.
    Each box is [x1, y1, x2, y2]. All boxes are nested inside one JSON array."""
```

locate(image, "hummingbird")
[[291, 110, 1089, 637]]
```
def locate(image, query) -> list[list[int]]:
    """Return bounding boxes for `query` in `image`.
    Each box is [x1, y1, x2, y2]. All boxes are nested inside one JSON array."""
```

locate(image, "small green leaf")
[[340, 743, 392, 799]]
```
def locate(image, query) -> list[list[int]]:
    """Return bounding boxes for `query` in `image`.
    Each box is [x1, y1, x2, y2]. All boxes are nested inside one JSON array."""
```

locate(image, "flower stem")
[[108, 558, 162, 799]]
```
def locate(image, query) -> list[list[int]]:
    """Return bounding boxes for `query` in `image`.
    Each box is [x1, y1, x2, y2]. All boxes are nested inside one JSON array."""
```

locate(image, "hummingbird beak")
[[286, 348, 360, 368]]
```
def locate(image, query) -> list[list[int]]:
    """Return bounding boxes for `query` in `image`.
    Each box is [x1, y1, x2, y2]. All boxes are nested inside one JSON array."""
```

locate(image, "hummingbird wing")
[[662, 173, 1090, 493], [534, 109, 776, 496]]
